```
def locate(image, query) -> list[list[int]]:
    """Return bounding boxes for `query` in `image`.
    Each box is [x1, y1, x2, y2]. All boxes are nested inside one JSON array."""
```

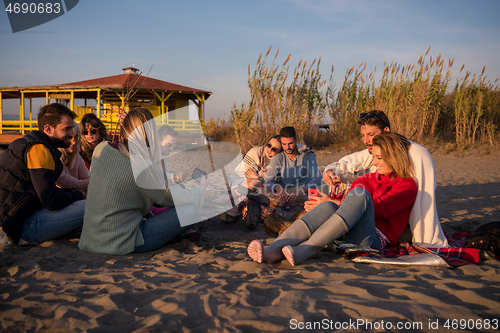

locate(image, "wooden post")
[[0, 92, 3, 134], [20, 91, 25, 134], [96, 89, 101, 117], [161, 91, 165, 124], [153, 91, 173, 125], [200, 93, 205, 131], [29, 97, 32, 130], [121, 90, 125, 110], [194, 93, 205, 132]]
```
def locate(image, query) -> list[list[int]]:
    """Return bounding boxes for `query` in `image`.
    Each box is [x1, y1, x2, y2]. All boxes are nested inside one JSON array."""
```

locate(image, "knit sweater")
[[55, 154, 89, 196], [78, 142, 205, 255], [351, 172, 417, 247]]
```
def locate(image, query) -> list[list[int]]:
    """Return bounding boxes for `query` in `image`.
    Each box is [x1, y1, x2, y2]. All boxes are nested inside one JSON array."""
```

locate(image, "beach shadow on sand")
[[436, 182, 500, 233], [1, 181, 499, 331]]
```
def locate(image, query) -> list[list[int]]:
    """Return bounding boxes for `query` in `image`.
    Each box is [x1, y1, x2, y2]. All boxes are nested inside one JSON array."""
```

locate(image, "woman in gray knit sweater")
[[79, 108, 208, 255]]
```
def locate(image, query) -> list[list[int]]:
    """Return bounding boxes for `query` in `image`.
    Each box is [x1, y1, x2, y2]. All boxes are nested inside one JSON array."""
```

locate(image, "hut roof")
[[0, 70, 212, 99], [60, 73, 211, 96]]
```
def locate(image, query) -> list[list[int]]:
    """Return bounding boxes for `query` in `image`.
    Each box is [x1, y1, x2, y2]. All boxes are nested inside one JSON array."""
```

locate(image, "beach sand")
[[1, 148, 500, 332]]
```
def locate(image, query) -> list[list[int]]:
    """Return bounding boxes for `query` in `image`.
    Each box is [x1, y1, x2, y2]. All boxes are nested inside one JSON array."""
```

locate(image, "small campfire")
[[240, 199, 277, 221], [241, 202, 248, 220]]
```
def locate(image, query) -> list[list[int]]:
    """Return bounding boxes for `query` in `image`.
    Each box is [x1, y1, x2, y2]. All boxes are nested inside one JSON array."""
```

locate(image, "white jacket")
[[325, 142, 449, 248]]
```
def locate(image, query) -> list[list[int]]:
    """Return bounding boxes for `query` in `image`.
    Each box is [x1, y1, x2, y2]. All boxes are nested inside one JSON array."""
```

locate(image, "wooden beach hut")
[[0, 66, 212, 144]]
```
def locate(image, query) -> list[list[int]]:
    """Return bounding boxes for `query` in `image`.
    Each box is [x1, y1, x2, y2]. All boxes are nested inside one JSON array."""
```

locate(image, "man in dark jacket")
[[0, 103, 85, 245]]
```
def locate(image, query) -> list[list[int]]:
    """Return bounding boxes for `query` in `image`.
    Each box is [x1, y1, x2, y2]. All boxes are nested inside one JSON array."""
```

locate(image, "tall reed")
[[206, 47, 499, 152], [452, 67, 499, 146], [230, 46, 327, 152], [327, 47, 452, 142]]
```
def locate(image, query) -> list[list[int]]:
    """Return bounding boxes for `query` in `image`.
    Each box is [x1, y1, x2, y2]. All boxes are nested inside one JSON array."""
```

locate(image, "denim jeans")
[[133, 204, 198, 253], [300, 187, 380, 248], [20, 200, 86, 244]]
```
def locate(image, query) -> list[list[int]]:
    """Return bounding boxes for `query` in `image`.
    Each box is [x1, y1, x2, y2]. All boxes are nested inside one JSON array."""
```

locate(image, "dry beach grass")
[[1, 147, 499, 332]]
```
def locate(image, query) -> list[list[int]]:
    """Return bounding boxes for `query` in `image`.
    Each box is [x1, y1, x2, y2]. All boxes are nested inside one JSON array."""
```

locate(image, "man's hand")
[[323, 170, 340, 187], [284, 191, 299, 204], [174, 173, 185, 183], [272, 184, 284, 195]]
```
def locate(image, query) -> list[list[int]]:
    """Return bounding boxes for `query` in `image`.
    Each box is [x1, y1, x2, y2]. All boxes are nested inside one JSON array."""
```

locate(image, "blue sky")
[[1, 0, 499, 121]]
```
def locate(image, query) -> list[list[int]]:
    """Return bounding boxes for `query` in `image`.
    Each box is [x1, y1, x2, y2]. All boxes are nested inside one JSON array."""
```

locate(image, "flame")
[[241, 203, 249, 220]]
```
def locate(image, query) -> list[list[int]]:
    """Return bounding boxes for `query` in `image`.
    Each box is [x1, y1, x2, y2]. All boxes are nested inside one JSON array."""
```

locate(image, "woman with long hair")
[[55, 120, 89, 197], [237, 134, 282, 186], [79, 113, 108, 169], [248, 132, 418, 266], [79, 108, 208, 255]]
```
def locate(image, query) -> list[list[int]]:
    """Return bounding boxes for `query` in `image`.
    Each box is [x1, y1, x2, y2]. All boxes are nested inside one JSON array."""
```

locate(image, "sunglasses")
[[359, 112, 390, 128], [266, 143, 280, 153], [163, 143, 175, 149], [70, 136, 81, 143], [359, 112, 380, 120], [82, 128, 98, 135]]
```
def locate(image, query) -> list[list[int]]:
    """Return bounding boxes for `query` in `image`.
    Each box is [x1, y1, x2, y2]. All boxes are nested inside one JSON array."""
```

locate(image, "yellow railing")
[[99, 113, 121, 132], [99, 114, 202, 133], [0, 120, 38, 133], [162, 119, 202, 132], [73, 106, 95, 121], [0, 114, 201, 134]]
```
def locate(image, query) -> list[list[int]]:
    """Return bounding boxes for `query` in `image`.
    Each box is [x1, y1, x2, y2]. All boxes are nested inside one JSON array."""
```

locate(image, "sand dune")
[[1, 149, 500, 332]]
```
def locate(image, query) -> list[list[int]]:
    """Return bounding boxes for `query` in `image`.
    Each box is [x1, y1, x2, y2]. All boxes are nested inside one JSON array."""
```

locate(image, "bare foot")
[[248, 239, 285, 263], [282, 246, 296, 266], [247, 240, 264, 263]]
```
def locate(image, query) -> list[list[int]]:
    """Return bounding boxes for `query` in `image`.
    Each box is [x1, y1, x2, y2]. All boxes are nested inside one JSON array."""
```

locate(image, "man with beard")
[[263, 126, 321, 205], [319, 110, 448, 248], [0, 103, 85, 246]]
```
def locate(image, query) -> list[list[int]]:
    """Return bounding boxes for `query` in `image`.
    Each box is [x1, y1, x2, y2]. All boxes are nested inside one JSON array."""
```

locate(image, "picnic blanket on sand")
[[337, 232, 497, 268]]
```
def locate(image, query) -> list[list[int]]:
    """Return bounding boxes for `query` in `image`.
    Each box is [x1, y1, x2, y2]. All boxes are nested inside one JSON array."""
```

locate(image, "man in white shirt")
[[322, 110, 448, 248]]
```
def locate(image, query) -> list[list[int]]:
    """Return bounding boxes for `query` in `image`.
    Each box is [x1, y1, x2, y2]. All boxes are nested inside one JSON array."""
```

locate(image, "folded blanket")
[[338, 232, 495, 267]]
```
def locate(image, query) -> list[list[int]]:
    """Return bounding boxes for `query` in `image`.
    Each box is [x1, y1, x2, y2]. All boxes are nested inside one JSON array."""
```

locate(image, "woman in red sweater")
[[248, 132, 418, 266]]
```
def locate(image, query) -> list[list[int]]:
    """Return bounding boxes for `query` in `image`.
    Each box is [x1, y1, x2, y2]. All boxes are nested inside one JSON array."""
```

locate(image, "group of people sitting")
[[0, 103, 448, 265], [0, 104, 205, 255], [245, 111, 448, 265]]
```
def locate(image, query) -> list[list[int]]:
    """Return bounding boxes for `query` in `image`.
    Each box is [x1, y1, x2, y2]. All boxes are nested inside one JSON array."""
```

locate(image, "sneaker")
[[0, 228, 13, 246]]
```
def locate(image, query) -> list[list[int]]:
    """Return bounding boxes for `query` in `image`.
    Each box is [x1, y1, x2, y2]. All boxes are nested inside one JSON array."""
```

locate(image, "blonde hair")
[[372, 132, 414, 178], [59, 120, 81, 170], [119, 108, 166, 186], [120, 108, 154, 150]]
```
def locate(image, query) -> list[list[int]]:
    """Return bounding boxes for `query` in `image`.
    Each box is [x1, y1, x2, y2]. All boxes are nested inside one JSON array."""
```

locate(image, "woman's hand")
[[199, 174, 210, 191], [304, 190, 335, 212], [245, 168, 259, 179]]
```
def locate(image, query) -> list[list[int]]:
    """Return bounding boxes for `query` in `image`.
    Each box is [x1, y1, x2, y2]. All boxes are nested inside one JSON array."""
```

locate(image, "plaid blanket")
[[340, 232, 494, 267]]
